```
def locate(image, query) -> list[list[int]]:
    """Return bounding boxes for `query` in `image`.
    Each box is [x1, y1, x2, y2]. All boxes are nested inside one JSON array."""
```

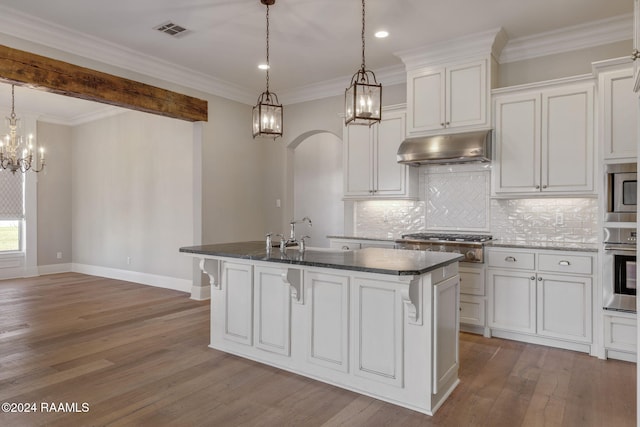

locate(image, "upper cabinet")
[[594, 58, 637, 160], [406, 60, 488, 136], [396, 28, 507, 139], [343, 105, 418, 200], [492, 78, 595, 196]]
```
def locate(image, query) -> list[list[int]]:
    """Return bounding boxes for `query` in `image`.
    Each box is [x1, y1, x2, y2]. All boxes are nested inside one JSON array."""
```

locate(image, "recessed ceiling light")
[[375, 30, 389, 38], [258, 64, 270, 70]]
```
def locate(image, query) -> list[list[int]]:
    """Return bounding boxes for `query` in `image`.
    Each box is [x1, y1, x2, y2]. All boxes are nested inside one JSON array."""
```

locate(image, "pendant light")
[[252, 0, 283, 139], [345, 0, 382, 126]]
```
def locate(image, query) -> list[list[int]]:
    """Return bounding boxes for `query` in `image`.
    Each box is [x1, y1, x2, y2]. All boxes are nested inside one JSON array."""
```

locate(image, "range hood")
[[397, 129, 492, 165]]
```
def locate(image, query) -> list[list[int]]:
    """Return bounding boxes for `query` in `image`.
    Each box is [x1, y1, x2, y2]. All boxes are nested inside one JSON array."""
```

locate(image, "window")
[[0, 220, 20, 251], [0, 171, 24, 253]]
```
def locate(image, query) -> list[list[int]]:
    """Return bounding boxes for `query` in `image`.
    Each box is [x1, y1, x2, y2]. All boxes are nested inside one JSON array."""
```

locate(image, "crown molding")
[[500, 13, 632, 64], [0, 5, 256, 105], [0, 5, 633, 109], [394, 28, 508, 71], [279, 64, 406, 105]]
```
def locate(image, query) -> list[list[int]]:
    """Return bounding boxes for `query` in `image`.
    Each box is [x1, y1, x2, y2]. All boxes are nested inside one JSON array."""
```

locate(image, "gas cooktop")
[[400, 233, 493, 243]]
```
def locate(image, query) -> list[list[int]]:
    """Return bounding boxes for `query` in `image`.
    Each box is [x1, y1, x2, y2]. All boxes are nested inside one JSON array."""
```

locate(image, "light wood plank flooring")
[[0, 273, 635, 426]]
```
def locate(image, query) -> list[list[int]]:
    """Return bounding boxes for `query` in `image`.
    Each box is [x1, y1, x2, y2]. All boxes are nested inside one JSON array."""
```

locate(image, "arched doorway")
[[290, 131, 343, 247]]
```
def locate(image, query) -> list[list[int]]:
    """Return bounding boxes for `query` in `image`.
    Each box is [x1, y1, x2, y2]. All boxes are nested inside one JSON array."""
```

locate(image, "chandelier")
[[345, 0, 382, 126], [252, 0, 283, 139], [1, 85, 45, 174]]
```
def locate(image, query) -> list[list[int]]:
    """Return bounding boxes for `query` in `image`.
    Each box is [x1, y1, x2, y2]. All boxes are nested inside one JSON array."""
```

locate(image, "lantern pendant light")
[[345, 0, 382, 127], [252, 0, 283, 139]]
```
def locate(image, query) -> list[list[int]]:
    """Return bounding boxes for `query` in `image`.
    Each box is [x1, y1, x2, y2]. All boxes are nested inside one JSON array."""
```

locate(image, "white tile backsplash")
[[491, 198, 598, 243], [353, 166, 598, 243]]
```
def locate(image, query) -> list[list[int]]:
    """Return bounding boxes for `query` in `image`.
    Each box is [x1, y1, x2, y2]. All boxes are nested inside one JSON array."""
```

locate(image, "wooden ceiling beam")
[[0, 44, 208, 122]]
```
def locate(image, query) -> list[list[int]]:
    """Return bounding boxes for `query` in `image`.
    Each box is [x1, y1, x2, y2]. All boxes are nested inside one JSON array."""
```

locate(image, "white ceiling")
[[0, 0, 633, 123]]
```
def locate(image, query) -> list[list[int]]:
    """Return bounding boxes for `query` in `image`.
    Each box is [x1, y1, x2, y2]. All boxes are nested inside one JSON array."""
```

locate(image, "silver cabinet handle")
[[341, 245, 349, 250], [530, 276, 535, 280], [535, 185, 540, 189], [538, 277, 543, 281], [542, 185, 548, 189], [558, 260, 571, 266], [633, 49, 639, 60], [505, 256, 517, 262]]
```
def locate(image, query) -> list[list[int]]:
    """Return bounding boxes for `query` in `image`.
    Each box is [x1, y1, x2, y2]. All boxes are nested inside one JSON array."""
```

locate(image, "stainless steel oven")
[[603, 227, 637, 313], [605, 163, 637, 222]]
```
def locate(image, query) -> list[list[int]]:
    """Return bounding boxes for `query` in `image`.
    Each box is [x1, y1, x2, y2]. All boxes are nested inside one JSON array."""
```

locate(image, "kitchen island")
[[180, 242, 463, 415]]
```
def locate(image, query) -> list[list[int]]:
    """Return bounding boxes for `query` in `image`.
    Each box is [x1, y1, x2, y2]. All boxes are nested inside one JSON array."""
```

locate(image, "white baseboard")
[[38, 263, 72, 275], [70, 263, 192, 294]]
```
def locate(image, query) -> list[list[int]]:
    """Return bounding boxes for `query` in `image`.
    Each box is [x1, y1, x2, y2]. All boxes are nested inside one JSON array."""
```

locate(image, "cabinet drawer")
[[488, 250, 535, 270], [460, 295, 485, 326], [538, 253, 592, 275], [459, 267, 485, 296]]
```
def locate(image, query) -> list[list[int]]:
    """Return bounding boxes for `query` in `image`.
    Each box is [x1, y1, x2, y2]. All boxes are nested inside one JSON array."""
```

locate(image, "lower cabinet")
[[210, 258, 461, 415], [603, 312, 637, 362], [487, 248, 594, 352], [459, 264, 488, 334]]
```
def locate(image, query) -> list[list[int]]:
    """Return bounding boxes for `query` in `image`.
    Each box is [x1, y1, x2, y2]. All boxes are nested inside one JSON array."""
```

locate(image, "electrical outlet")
[[56, 251, 62, 259], [555, 213, 564, 226], [276, 199, 281, 208], [126, 256, 132, 265]]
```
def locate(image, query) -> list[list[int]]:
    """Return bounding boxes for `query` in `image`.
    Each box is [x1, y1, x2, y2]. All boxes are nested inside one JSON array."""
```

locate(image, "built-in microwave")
[[606, 163, 637, 223]]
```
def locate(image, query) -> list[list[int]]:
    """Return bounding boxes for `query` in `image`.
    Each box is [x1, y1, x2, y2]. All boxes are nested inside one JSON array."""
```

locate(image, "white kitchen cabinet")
[[459, 264, 488, 334], [488, 269, 537, 334], [220, 261, 254, 346], [407, 60, 488, 136], [537, 274, 592, 343], [487, 248, 595, 352], [594, 60, 637, 160], [604, 313, 637, 361], [343, 106, 418, 199], [492, 79, 594, 196]]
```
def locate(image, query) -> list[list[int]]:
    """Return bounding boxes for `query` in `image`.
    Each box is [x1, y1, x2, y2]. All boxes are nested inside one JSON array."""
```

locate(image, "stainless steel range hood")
[[397, 129, 492, 165]]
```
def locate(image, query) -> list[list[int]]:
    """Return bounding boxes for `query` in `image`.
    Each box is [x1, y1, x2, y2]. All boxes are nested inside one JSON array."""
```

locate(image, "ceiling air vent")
[[154, 22, 190, 37]]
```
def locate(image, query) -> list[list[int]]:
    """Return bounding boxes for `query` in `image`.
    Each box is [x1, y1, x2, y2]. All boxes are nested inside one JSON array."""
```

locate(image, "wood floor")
[[0, 273, 635, 427]]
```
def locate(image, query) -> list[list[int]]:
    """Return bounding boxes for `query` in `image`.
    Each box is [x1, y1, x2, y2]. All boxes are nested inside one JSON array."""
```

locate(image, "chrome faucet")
[[280, 217, 312, 252]]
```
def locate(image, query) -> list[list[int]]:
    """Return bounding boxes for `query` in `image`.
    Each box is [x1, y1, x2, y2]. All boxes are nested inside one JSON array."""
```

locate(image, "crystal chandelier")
[[1, 85, 45, 174], [345, 0, 382, 126], [252, 0, 283, 139]]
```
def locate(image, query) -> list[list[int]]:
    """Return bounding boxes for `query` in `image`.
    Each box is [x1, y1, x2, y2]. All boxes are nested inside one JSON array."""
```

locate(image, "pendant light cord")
[[10, 85, 16, 120], [360, 0, 366, 72], [265, 4, 270, 95]]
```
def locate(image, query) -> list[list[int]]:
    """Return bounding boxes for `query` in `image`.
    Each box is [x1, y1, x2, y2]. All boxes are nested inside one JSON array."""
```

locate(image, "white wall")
[[71, 110, 194, 281], [293, 132, 343, 247], [37, 121, 72, 266]]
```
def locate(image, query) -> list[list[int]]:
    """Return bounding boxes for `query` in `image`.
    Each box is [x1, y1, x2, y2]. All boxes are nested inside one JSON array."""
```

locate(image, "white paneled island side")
[[180, 242, 463, 415]]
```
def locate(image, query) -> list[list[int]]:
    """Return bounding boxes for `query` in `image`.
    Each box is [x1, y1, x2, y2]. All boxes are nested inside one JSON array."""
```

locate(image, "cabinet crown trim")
[[492, 74, 594, 95], [395, 28, 507, 71]]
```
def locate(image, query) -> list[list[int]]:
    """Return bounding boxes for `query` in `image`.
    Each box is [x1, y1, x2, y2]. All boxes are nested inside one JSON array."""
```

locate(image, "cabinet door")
[[306, 271, 350, 372], [344, 124, 373, 196], [541, 85, 594, 193], [407, 68, 445, 134], [254, 266, 291, 356], [488, 270, 536, 334], [602, 68, 637, 159], [352, 277, 403, 387], [493, 92, 541, 194], [433, 275, 459, 395], [536, 274, 592, 343], [446, 60, 486, 129], [221, 261, 253, 345], [374, 110, 407, 196]]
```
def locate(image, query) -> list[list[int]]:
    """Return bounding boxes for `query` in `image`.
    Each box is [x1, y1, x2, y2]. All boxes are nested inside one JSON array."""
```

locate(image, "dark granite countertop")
[[327, 235, 396, 242], [180, 241, 463, 276], [488, 240, 598, 253]]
